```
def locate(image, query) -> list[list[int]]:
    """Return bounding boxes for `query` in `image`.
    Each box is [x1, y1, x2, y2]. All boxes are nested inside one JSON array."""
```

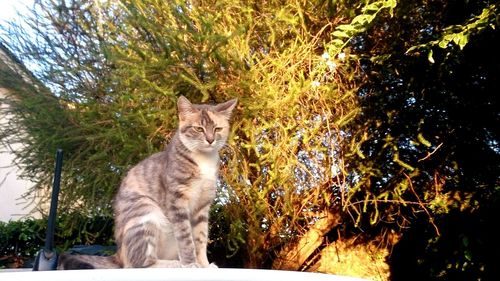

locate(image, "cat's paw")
[[208, 262, 218, 268], [181, 262, 200, 268]]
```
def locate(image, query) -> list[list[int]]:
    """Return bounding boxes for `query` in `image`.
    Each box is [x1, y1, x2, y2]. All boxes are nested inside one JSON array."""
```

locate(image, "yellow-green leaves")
[[428, 49, 435, 64], [407, 4, 498, 57], [331, 0, 399, 50]]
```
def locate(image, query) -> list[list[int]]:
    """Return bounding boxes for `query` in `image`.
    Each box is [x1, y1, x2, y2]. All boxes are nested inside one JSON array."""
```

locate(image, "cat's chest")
[[192, 153, 219, 180], [187, 153, 218, 210]]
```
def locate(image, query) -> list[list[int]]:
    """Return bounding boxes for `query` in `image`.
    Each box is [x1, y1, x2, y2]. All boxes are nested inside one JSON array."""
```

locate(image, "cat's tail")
[[57, 253, 121, 269]]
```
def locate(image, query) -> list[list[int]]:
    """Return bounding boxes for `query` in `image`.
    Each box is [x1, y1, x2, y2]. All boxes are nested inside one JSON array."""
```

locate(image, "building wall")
[[0, 89, 40, 222], [0, 45, 42, 222]]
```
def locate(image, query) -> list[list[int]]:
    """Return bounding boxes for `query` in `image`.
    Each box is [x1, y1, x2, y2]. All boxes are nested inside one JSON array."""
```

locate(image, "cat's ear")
[[214, 98, 238, 118], [177, 95, 195, 120]]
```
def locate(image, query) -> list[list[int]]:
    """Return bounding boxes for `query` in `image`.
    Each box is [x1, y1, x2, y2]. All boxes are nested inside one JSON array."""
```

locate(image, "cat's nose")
[[206, 135, 215, 144]]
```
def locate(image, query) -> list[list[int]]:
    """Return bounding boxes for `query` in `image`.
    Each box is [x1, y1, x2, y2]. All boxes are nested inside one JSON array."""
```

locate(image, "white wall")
[[0, 152, 37, 222], [0, 88, 40, 222]]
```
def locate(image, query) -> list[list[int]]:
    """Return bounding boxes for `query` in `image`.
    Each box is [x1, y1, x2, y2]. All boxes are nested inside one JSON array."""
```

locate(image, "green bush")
[[0, 219, 43, 268], [0, 214, 113, 269]]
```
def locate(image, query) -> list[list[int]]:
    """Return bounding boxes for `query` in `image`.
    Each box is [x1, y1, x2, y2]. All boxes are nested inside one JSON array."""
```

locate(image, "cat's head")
[[177, 96, 237, 153]]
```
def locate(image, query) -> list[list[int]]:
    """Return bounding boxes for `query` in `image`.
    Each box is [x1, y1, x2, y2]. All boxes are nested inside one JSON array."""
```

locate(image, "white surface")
[[0, 89, 39, 222], [0, 268, 371, 281]]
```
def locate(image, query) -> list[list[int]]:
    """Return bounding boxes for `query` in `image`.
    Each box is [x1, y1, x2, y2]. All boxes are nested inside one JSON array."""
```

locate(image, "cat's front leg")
[[167, 195, 198, 265], [191, 204, 211, 267]]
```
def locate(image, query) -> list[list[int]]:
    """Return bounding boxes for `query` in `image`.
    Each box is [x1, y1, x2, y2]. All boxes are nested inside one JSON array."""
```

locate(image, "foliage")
[[407, 3, 498, 55], [343, 0, 499, 227], [0, 219, 41, 268], [0, 219, 42, 268], [0, 0, 499, 279], [345, 1, 500, 279], [390, 186, 500, 279], [0, 215, 113, 268]]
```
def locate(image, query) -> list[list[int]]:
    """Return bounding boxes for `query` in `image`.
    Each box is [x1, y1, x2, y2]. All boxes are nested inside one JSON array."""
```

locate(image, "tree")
[[349, 1, 500, 279], [1, 0, 498, 279]]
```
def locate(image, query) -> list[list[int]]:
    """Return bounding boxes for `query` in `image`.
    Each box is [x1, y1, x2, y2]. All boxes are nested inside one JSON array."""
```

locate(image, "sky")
[[0, 0, 41, 76], [0, 0, 33, 25]]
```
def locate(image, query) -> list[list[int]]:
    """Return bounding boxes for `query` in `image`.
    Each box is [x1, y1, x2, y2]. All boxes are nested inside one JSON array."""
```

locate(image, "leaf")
[[406, 45, 419, 54], [451, 33, 469, 50], [352, 14, 375, 25], [438, 40, 449, 49], [336, 24, 357, 32], [332, 30, 350, 38], [394, 152, 416, 171], [331, 39, 345, 47], [417, 133, 432, 147], [362, 2, 382, 12], [458, 33, 469, 49], [428, 49, 435, 63], [386, 0, 398, 9]]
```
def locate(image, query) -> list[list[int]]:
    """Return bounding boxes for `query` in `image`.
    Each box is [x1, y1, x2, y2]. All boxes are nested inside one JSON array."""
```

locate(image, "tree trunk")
[[272, 211, 341, 270]]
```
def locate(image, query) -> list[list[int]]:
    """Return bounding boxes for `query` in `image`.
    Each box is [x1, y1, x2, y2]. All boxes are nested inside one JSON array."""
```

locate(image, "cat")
[[58, 95, 237, 269]]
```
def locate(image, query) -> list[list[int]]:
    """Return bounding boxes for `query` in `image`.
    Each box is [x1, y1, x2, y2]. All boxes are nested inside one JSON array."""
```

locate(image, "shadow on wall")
[[0, 43, 43, 222], [0, 90, 38, 222]]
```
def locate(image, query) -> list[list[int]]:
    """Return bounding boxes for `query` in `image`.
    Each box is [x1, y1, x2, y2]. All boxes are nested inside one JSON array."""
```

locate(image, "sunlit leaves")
[[2, 0, 498, 274], [331, 0, 398, 51], [406, 4, 498, 55]]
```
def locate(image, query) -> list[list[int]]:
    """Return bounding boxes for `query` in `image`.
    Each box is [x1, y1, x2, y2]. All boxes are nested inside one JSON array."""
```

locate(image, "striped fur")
[[58, 96, 237, 269]]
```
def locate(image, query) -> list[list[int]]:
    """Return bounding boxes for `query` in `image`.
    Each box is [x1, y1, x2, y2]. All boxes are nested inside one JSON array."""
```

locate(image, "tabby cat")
[[58, 96, 237, 269]]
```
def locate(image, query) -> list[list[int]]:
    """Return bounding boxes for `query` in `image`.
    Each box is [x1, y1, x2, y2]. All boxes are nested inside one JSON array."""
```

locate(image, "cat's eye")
[[193, 126, 204, 132], [214, 127, 223, 133]]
